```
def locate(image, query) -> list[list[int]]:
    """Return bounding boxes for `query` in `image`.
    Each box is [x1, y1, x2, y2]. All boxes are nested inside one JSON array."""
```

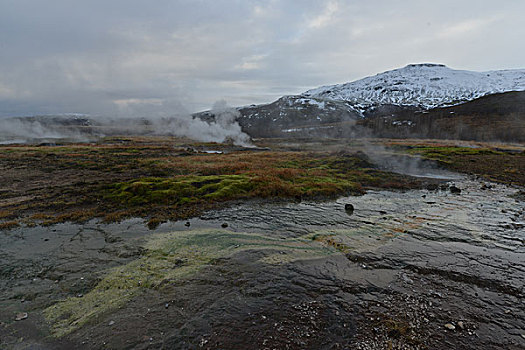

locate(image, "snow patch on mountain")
[[303, 63, 525, 111]]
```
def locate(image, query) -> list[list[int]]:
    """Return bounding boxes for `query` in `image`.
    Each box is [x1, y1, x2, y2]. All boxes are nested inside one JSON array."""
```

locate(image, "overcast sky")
[[1, 0, 524, 117]]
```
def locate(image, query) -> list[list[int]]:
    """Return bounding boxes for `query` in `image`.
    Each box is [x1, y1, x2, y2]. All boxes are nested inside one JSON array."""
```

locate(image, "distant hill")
[[3, 64, 525, 143], [359, 91, 525, 142]]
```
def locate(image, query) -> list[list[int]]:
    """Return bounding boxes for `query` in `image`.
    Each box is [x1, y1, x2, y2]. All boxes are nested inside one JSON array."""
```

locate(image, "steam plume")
[[0, 100, 253, 146]]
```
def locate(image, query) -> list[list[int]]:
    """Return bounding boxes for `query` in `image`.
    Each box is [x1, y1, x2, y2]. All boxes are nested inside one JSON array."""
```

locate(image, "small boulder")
[[15, 313, 28, 321], [221, 222, 228, 228], [444, 323, 455, 331], [344, 204, 354, 215], [450, 186, 461, 194]]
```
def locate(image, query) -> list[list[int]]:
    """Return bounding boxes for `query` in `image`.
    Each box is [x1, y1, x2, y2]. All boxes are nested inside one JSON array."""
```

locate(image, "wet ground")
[[1, 174, 524, 349]]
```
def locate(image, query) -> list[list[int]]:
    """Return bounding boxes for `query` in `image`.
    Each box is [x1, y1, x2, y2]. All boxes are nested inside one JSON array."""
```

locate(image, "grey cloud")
[[0, 0, 524, 117]]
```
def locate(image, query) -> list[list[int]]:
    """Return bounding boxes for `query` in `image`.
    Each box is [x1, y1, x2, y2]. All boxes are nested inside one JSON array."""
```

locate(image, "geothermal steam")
[[148, 101, 252, 146], [0, 101, 253, 146], [0, 117, 90, 144]]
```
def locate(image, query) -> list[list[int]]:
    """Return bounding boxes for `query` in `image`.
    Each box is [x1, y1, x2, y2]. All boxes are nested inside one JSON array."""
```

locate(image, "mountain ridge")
[[302, 63, 525, 112]]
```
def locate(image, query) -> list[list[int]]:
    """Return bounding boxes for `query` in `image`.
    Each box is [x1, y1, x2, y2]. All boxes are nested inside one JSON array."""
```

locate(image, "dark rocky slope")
[[227, 91, 525, 141]]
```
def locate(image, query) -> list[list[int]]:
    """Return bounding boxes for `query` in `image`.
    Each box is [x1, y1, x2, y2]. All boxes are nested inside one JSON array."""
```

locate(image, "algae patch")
[[43, 229, 333, 337], [309, 224, 398, 254]]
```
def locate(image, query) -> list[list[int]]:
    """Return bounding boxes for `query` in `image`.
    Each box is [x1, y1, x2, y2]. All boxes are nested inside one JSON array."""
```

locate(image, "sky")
[[1, 0, 524, 117]]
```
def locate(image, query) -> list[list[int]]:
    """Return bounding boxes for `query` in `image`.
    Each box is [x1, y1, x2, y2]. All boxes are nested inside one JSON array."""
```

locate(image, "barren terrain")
[[1, 137, 524, 349]]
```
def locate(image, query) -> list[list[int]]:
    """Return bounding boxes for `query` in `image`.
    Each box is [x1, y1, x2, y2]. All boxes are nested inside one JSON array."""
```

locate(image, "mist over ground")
[[0, 100, 252, 146]]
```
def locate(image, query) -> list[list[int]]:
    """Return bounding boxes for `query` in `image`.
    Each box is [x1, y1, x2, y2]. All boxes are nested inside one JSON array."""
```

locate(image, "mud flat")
[[1, 173, 524, 349]]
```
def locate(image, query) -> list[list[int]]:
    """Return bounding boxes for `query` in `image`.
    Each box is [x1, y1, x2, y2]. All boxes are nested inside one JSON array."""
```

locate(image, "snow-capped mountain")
[[303, 63, 525, 112], [195, 63, 525, 140]]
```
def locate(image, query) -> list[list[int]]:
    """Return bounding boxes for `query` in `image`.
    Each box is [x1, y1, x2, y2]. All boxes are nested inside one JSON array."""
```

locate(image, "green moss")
[[43, 229, 333, 337], [103, 175, 253, 206], [295, 175, 362, 197], [1, 142, 421, 227], [406, 146, 505, 163], [103, 169, 373, 210]]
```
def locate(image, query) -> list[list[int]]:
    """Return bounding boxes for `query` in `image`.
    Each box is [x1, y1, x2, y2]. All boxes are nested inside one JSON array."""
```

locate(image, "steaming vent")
[[0, 101, 253, 147]]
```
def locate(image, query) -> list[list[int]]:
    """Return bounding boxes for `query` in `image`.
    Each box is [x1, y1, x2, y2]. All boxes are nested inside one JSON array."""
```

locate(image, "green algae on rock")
[[43, 229, 335, 337]]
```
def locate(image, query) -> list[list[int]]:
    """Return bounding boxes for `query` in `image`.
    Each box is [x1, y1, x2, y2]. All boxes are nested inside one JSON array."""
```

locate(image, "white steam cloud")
[[0, 100, 253, 146], [0, 117, 92, 144], [146, 100, 252, 146]]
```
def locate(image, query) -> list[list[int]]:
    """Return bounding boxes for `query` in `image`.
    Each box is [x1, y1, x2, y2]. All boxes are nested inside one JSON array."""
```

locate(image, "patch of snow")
[[392, 120, 414, 126], [297, 98, 326, 109], [281, 125, 335, 133]]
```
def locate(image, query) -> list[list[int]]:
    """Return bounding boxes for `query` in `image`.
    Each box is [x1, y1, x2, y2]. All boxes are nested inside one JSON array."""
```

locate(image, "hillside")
[[303, 63, 525, 112], [229, 64, 525, 141], [359, 91, 525, 141]]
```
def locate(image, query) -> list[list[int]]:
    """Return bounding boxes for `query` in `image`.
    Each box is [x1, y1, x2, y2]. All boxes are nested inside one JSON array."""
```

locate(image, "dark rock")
[[450, 186, 461, 194], [426, 184, 438, 191], [221, 223, 228, 228], [184, 221, 191, 227], [344, 204, 354, 215]]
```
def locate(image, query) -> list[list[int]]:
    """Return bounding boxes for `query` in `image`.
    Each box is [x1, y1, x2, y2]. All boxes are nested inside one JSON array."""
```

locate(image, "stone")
[[221, 223, 228, 228], [457, 321, 465, 330], [450, 186, 461, 194], [444, 323, 455, 331], [344, 204, 354, 215], [15, 313, 28, 321]]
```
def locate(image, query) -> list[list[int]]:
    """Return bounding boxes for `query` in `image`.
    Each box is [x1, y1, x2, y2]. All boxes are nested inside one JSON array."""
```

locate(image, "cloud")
[[235, 55, 267, 71], [308, 0, 339, 29], [437, 16, 502, 39], [0, 0, 524, 117], [0, 83, 18, 99]]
